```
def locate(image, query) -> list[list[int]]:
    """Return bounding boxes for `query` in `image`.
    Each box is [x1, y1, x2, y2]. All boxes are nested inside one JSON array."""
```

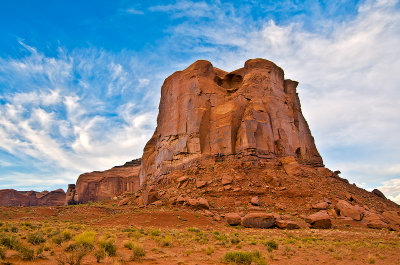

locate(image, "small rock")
[[225, 213, 241, 226], [196, 180, 207, 188], [152, 200, 163, 207], [233, 188, 241, 192], [118, 198, 130, 206], [222, 175, 233, 185], [242, 213, 276, 228], [250, 196, 260, 206], [213, 215, 222, 221], [176, 195, 186, 204], [203, 210, 214, 217], [197, 198, 210, 209], [223, 185, 232, 190], [177, 176, 189, 183]]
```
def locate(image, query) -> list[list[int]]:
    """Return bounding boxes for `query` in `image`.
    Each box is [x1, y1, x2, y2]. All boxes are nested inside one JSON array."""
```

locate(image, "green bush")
[[74, 231, 96, 250], [223, 250, 266, 265], [0, 234, 21, 249], [11, 226, 18, 233], [0, 246, 5, 259], [17, 245, 35, 261], [264, 240, 278, 252], [62, 230, 73, 241], [124, 241, 135, 250], [188, 227, 201, 233], [150, 229, 161, 236], [94, 248, 106, 263], [99, 240, 117, 256], [129, 243, 146, 261], [27, 231, 46, 245]]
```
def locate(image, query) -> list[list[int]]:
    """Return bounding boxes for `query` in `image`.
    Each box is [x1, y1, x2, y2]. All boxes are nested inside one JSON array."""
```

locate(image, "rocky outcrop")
[[139, 58, 323, 184], [0, 189, 66, 206], [70, 159, 141, 204]]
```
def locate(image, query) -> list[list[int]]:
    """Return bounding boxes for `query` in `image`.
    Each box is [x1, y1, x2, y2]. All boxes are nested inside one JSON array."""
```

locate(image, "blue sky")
[[1, 0, 400, 203]]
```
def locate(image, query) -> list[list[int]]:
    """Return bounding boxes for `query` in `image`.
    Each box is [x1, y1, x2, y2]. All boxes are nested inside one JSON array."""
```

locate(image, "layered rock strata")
[[139, 58, 323, 184], [69, 159, 141, 204]]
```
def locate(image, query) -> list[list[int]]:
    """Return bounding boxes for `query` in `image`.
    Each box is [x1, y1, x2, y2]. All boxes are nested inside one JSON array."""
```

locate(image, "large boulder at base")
[[305, 211, 332, 229], [362, 212, 389, 230], [139, 58, 323, 183], [225, 213, 242, 226], [242, 213, 276, 228], [381, 211, 400, 230], [335, 200, 364, 221], [72, 159, 141, 204]]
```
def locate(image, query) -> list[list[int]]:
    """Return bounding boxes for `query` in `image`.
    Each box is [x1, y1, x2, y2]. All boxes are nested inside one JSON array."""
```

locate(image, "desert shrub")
[[52, 235, 64, 246], [223, 250, 266, 265], [158, 235, 172, 247], [188, 227, 200, 233], [57, 246, 89, 265], [150, 229, 161, 236], [73, 231, 96, 250], [230, 237, 241, 245], [0, 234, 21, 249], [98, 239, 117, 256], [27, 231, 46, 245], [124, 241, 135, 250], [17, 245, 35, 261], [129, 243, 146, 261], [206, 246, 214, 255], [94, 248, 106, 263], [264, 240, 278, 252], [62, 230, 73, 241], [0, 246, 5, 259], [11, 226, 18, 233]]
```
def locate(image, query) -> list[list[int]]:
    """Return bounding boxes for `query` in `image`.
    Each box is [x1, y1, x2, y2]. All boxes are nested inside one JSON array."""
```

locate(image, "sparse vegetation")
[[98, 239, 117, 256], [223, 250, 266, 265], [264, 240, 278, 252], [27, 231, 46, 245], [130, 243, 146, 261]]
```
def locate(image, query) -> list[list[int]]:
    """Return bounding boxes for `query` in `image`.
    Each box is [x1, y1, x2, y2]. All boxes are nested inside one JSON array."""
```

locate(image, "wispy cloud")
[[126, 8, 144, 15], [0, 42, 158, 191]]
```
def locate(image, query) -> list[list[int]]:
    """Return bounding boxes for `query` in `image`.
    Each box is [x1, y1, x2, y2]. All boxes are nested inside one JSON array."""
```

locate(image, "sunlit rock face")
[[139, 58, 323, 184], [71, 159, 141, 204]]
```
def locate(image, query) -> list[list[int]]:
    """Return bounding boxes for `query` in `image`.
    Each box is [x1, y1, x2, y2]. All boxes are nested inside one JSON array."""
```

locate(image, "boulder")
[[225, 213, 242, 226], [305, 211, 332, 229], [372, 189, 387, 199], [312, 201, 329, 210], [242, 213, 276, 228], [335, 200, 364, 221], [363, 212, 389, 230]]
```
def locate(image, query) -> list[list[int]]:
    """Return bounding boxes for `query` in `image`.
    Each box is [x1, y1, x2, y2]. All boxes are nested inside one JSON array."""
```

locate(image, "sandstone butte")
[[1, 58, 399, 232], [66, 58, 323, 204]]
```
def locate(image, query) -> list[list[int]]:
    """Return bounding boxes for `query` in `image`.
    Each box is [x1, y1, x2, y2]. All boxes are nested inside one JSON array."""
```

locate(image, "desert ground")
[[1, 201, 399, 265]]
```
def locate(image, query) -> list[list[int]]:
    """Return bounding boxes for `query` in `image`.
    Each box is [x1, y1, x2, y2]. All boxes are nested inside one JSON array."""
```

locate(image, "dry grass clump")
[[223, 250, 266, 265]]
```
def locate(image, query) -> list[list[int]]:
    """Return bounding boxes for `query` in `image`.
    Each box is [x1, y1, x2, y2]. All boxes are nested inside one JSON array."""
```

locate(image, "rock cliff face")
[[0, 189, 66, 206], [139, 58, 323, 184], [70, 159, 141, 204]]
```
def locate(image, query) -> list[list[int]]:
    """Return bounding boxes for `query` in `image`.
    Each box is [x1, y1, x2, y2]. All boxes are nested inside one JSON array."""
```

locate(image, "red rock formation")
[[71, 159, 141, 204], [0, 189, 66, 206], [139, 58, 323, 184]]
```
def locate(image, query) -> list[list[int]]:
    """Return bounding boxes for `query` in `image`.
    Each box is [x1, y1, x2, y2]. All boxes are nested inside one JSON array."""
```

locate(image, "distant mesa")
[[0, 189, 66, 207]]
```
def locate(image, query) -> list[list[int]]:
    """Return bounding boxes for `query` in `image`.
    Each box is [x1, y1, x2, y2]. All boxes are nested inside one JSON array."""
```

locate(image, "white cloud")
[[378, 178, 400, 204], [0, 43, 158, 190], [126, 8, 144, 15], [150, 1, 212, 18]]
